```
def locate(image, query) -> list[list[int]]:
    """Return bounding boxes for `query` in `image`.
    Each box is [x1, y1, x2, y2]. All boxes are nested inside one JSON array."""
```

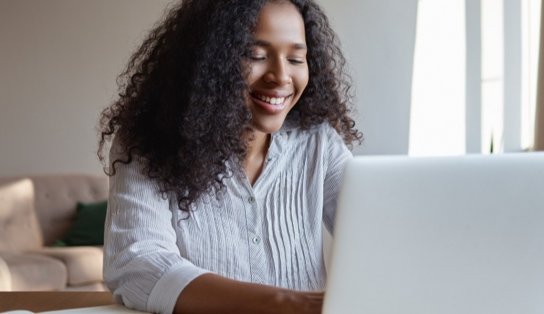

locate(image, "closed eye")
[[250, 55, 266, 61], [288, 58, 305, 65]]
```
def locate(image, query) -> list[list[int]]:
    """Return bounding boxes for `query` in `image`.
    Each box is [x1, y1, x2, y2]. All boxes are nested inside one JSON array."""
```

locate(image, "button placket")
[[251, 236, 261, 244], [243, 190, 268, 284], [247, 195, 260, 245]]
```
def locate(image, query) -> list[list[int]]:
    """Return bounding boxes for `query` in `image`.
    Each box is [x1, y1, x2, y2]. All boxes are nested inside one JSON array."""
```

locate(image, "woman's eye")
[[289, 58, 305, 64], [250, 55, 266, 61]]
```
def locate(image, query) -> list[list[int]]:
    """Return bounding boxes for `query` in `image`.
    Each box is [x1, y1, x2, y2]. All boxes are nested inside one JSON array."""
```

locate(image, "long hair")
[[98, 0, 362, 212]]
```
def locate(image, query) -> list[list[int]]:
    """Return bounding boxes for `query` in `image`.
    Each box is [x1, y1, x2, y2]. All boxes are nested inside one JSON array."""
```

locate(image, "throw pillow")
[[55, 201, 107, 246]]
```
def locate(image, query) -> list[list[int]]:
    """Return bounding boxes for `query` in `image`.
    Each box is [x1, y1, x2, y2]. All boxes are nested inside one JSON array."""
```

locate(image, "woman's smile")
[[249, 91, 293, 114]]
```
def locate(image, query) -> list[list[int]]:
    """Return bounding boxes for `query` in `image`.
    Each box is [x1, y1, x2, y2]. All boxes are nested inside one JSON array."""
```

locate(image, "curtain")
[[535, 0, 544, 150]]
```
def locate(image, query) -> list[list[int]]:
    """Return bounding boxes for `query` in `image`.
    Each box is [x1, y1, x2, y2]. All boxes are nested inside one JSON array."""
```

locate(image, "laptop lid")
[[323, 153, 544, 314]]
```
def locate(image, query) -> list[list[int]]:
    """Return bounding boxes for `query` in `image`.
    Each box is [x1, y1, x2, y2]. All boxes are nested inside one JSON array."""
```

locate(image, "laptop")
[[323, 153, 544, 314]]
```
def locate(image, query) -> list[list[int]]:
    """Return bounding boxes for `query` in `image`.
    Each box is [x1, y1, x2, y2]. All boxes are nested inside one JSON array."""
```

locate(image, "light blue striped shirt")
[[103, 121, 352, 314]]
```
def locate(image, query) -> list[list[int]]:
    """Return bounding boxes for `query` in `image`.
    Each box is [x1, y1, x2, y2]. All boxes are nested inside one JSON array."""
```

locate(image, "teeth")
[[256, 94, 285, 105]]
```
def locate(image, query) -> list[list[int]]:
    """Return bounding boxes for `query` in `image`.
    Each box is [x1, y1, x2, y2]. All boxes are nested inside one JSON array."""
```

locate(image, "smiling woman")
[[97, 0, 361, 313]]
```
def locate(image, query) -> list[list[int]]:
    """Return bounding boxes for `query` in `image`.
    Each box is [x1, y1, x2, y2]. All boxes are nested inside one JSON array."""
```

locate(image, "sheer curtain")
[[536, 0, 544, 150]]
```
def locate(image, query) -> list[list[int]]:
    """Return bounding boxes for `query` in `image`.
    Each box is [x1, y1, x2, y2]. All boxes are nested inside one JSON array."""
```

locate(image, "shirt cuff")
[[146, 261, 211, 314]]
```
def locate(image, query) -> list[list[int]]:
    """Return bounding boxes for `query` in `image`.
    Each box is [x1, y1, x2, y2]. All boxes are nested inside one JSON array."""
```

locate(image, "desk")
[[0, 292, 114, 312]]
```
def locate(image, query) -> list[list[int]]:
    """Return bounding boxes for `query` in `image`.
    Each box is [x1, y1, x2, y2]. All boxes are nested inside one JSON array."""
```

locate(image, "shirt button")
[[252, 236, 261, 244], [248, 196, 255, 203]]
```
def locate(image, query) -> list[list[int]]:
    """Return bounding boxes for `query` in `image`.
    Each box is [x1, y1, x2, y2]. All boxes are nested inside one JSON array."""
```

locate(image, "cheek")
[[246, 65, 266, 87], [296, 68, 309, 94], [245, 72, 257, 87]]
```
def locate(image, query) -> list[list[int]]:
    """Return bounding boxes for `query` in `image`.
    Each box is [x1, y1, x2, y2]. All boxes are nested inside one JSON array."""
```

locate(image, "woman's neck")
[[243, 130, 270, 186]]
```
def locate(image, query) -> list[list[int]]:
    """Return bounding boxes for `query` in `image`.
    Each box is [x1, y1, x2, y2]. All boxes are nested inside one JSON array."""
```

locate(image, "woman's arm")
[[104, 143, 208, 313], [175, 273, 323, 314]]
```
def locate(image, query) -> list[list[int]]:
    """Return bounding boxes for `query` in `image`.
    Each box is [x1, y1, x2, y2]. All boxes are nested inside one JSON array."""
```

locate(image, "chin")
[[250, 118, 286, 135]]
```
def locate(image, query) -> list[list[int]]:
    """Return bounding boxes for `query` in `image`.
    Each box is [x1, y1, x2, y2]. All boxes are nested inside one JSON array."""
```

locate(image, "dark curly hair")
[[98, 0, 362, 212]]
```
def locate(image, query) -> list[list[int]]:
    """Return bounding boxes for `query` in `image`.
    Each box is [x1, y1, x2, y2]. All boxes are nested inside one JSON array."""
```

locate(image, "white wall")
[[0, 0, 418, 176], [318, 0, 419, 155], [0, 0, 172, 176]]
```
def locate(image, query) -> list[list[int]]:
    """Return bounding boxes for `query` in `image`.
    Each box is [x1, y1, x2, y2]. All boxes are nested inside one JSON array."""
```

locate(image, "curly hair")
[[98, 0, 362, 212]]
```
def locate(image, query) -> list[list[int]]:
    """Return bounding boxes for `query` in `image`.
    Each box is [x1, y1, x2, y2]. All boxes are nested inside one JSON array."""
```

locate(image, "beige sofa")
[[0, 174, 108, 291]]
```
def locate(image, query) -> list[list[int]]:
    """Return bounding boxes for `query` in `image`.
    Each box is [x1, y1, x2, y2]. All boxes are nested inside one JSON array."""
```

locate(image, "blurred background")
[[0, 0, 542, 177]]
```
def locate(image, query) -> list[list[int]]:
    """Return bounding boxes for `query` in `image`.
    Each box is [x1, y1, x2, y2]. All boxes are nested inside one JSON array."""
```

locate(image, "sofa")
[[0, 174, 109, 291]]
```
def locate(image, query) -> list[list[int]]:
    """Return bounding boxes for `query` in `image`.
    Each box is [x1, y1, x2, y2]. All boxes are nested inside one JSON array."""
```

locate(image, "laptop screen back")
[[323, 153, 544, 314]]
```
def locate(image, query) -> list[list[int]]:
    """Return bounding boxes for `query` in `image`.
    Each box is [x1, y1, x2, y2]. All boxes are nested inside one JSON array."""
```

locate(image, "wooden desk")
[[0, 292, 114, 312]]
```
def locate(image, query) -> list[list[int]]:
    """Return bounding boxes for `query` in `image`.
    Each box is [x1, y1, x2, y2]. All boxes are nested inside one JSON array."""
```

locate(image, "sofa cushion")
[[0, 252, 67, 291], [0, 257, 11, 291], [34, 246, 103, 286], [0, 179, 43, 251], [29, 175, 109, 245]]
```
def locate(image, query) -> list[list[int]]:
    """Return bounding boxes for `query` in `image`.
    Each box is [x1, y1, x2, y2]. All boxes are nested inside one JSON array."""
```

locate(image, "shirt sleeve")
[[321, 124, 353, 235], [103, 144, 209, 314]]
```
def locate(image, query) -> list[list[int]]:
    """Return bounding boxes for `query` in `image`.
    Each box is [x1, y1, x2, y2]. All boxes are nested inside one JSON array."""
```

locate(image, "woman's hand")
[[175, 273, 323, 314]]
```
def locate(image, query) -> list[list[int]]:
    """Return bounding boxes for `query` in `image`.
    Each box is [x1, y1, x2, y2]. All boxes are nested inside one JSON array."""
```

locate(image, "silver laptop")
[[323, 153, 544, 314]]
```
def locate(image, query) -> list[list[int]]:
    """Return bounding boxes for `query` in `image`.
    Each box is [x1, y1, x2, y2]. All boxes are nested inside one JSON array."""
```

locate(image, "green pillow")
[[54, 201, 107, 246]]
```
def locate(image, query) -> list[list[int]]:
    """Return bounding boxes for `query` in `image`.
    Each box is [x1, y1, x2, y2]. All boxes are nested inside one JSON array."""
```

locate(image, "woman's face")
[[245, 1, 309, 134]]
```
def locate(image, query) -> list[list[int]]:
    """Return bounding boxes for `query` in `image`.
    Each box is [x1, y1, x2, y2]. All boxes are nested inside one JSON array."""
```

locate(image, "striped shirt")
[[103, 121, 352, 314]]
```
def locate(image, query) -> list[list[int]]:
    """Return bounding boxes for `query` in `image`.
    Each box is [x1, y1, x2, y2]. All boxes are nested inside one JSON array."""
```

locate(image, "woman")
[[98, 0, 362, 313]]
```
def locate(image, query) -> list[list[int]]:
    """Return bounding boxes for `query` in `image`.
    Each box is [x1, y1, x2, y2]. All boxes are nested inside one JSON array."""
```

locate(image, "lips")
[[249, 91, 293, 114], [253, 93, 286, 105]]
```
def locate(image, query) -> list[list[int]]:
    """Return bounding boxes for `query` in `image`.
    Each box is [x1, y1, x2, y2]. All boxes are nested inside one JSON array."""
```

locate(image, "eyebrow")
[[253, 39, 307, 50]]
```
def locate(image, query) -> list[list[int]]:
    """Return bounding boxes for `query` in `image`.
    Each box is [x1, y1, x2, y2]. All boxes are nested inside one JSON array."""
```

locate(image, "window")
[[409, 0, 541, 156]]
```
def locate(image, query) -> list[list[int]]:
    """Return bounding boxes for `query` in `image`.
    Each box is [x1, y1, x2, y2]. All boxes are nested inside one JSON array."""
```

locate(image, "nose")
[[264, 58, 291, 86]]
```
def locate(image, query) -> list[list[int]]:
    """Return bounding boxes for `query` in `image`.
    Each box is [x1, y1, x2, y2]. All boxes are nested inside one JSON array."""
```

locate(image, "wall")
[[0, 0, 418, 176], [0, 0, 172, 176], [318, 0, 418, 155]]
